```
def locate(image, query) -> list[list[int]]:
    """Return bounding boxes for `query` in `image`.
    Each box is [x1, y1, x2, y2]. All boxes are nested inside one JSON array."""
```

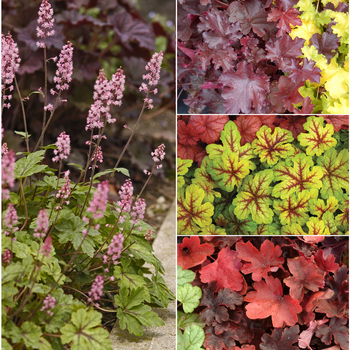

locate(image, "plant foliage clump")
[[177, 115, 349, 235]]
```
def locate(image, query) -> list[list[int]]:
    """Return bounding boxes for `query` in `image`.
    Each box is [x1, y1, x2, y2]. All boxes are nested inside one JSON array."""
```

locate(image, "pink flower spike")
[[151, 144, 165, 163], [52, 131, 70, 162], [2, 149, 16, 199], [53, 41, 73, 91], [130, 198, 146, 225], [34, 209, 49, 238], [106, 233, 124, 265], [4, 203, 19, 234], [41, 295, 56, 316], [2, 249, 11, 265], [88, 275, 104, 302], [40, 236, 52, 258], [56, 170, 71, 202], [1, 33, 21, 108], [36, 0, 55, 48], [116, 179, 133, 214], [86, 180, 109, 219]]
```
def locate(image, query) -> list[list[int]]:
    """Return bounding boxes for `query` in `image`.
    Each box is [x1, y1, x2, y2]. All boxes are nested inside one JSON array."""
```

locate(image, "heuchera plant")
[[177, 0, 349, 114], [177, 115, 349, 235], [177, 236, 349, 350], [1, 2, 174, 349]]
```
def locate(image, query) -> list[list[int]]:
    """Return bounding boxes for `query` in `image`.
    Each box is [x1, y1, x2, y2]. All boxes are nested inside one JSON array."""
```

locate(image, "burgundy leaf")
[[288, 58, 321, 84], [267, 7, 302, 37], [260, 325, 300, 350], [310, 32, 340, 63], [316, 317, 349, 350], [313, 249, 339, 274], [278, 116, 307, 138], [219, 61, 270, 114], [204, 325, 237, 350]]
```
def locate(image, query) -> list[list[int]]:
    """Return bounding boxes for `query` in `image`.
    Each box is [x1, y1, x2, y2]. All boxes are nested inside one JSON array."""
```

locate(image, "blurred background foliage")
[[2, 0, 176, 194]]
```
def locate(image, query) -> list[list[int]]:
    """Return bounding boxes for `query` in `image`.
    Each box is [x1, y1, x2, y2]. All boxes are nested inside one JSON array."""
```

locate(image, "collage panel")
[[177, 115, 349, 236], [177, 236, 349, 350], [177, 0, 349, 115]]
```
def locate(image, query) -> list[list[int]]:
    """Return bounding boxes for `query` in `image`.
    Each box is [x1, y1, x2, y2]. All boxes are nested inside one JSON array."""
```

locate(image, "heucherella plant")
[[178, 115, 349, 235], [1, 1, 174, 349]]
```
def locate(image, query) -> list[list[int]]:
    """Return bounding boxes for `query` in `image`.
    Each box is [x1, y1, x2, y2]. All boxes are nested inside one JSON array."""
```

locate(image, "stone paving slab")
[[109, 200, 176, 349]]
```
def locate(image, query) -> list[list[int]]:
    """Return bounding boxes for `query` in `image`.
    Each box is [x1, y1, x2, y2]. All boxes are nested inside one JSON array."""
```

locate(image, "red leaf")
[[258, 115, 277, 130], [204, 325, 237, 350], [177, 236, 214, 270], [188, 115, 230, 144], [236, 240, 285, 282], [177, 142, 204, 161], [278, 116, 307, 138], [323, 115, 349, 132], [288, 58, 321, 84], [313, 249, 339, 274], [260, 325, 300, 350], [200, 247, 244, 292], [234, 116, 262, 145], [245, 275, 302, 327], [177, 120, 200, 145], [284, 256, 325, 301], [234, 346, 256, 350]]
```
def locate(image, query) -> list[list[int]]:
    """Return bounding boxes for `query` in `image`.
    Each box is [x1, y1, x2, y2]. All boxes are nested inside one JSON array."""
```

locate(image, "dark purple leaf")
[[56, 10, 107, 28], [288, 58, 321, 84], [310, 32, 339, 63]]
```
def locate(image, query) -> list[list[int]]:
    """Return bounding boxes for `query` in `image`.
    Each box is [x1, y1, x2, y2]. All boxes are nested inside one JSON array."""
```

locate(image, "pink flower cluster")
[[2, 149, 15, 200], [86, 68, 125, 131], [2, 249, 11, 265], [4, 204, 18, 235], [56, 170, 71, 206], [130, 198, 146, 226], [86, 180, 109, 220], [139, 51, 163, 109], [1, 33, 21, 109], [36, 0, 55, 48], [144, 229, 153, 241], [90, 146, 103, 167], [52, 131, 70, 162], [53, 41, 73, 92], [34, 209, 49, 238], [41, 295, 56, 316], [103, 233, 124, 266], [88, 275, 104, 303], [116, 179, 133, 223], [40, 236, 52, 258]]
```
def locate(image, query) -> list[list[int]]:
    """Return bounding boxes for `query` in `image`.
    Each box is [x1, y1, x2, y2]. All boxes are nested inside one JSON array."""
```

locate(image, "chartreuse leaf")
[[274, 189, 318, 226], [177, 265, 196, 287], [206, 120, 241, 159], [322, 211, 338, 234], [233, 169, 274, 224], [252, 126, 294, 165], [178, 158, 193, 189], [178, 283, 202, 313], [309, 196, 339, 218], [289, 18, 321, 44], [192, 156, 221, 203], [335, 197, 349, 232], [207, 150, 251, 192], [178, 184, 214, 235], [115, 286, 164, 336], [297, 116, 337, 156], [225, 205, 258, 234], [306, 217, 331, 235], [272, 153, 324, 199], [178, 324, 205, 350], [60, 308, 112, 349], [281, 223, 308, 235], [14, 150, 48, 179], [317, 148, 349, 200], [199, 224, 226, 235]]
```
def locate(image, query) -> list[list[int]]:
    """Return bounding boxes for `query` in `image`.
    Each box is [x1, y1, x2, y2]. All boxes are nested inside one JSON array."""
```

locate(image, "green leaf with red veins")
[[284, 256, 325, 301], [309, 195, 339, 218], [273, 189, 318, 226], [322, 211, 338, 234], [207, 120, 241, 159], [177, 158, 193, 189], [317, 148, 349, 200], [272, 153, 324, 199], [252, 125, 294, 165], [297, 116, 337, 156], [236, 239, 285, 282], [207, 150, 251, 192], [192, 156, 221, 203], [225, 205, 258, 234], [232, 169, 275, 224], [244, 276, 302, 328], [200, 224, 227, 235], [252, 224, 269, 235], [281, 223, 307, 235], [177, 184, 214, 235], [305, 217, 331, 235]]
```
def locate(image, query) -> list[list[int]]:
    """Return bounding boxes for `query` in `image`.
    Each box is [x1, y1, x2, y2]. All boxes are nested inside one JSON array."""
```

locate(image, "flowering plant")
[[1, 1, 174, 349]]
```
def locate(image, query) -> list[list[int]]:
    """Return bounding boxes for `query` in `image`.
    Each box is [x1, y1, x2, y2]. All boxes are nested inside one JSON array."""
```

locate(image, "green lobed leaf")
[[177, 266, 196, 287], [233, 169, 275, 224], [298, 116, 337, 156], [60, 308, 112, 350], [178, 324, 205, 350], [178, 283, 202, 313], [252, 125, 294, 165], [14, 150, 47, 179], [177, 311, 204, 330]]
